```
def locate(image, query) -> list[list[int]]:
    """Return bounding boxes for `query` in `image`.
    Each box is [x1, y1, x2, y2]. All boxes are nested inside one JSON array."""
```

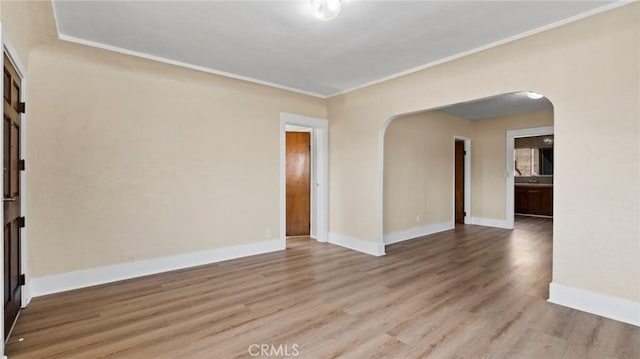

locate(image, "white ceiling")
[[439, 92, 553, 120], [53, 1, 616, 97]]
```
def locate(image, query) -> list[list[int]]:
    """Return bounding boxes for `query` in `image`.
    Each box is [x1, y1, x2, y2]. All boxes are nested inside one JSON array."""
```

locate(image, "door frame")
[[506, 126, 554, 228], [1, 30, 28, 352], [280, 113, 328, 245], [453, 136, 471, 224]]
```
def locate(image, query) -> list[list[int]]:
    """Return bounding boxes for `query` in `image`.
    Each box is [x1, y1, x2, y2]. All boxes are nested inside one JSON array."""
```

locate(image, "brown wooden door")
[[455, 141, 465, 224], [286, 132, 310, 236], [3, 54, 23, 339]]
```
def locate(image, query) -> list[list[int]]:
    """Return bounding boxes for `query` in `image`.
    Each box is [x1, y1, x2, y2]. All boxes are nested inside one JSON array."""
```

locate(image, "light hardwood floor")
[[7, 217, 639, 358]]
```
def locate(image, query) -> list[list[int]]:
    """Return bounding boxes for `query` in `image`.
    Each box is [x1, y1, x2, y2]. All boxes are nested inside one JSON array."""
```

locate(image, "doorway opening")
[[454, 137, 471, 225], [506, 126, 554, 228], [279, 113, 328, 248], [380, 110, 472, 246], [380, 91, 554, 249]]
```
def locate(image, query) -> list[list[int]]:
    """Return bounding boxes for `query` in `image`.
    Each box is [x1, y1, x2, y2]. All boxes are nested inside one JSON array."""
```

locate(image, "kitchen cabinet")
[[515, 185, 553, 216]]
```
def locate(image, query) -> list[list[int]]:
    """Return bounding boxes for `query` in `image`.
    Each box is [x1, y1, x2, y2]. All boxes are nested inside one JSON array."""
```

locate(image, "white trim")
[[548, 282, 640, 327], [505, 126, 555, 139], [327, 1, 632, 97], [29, 239, 284, 297], [378, 118, 392, 250], [280, 113, 328, 244], [280, 113, 328, 129], [384, 222, 454, 245], [51, 0, 62, 37], [20, 105, 29, 309], [56, 34, 326, 99], [284, 125, 312, 133], [453, 136, 472, 224], [310, 129, 319, 239], [469, 217, 513, 229], [506, 126, 554, 228], [2, 40, 26, 79], [328, 233, 385, 256]]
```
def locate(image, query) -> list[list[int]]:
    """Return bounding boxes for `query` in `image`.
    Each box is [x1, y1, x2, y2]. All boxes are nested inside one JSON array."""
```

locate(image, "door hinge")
[[463, 150, 467, 156], [19, 159, 25, 171], [463, 211, 467, 217], [17, 102, 25, 114], [19, 274, 25, 286], [18, 216, 25, 228]]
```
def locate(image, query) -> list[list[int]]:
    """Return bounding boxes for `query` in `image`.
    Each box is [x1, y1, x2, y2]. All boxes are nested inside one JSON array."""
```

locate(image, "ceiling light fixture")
[[310, 0, 342, 21], [526, 91, 544, 100]]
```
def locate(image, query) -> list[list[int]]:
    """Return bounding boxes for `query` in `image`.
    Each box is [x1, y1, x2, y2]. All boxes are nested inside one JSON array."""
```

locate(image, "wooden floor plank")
[[6, 216, 639, 358]]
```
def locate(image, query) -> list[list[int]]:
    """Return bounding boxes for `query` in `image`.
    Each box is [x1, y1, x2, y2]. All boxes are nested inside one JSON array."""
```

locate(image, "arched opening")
[[380, 90, 554, 250]]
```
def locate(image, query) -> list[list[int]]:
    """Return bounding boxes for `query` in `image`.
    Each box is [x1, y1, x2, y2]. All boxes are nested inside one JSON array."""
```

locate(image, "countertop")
[[515, 183, 553, 187]]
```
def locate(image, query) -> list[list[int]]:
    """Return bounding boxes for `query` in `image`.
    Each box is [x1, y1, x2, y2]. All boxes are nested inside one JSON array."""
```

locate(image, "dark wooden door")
[[3, 54, 22, 339], [454, 141, 465, 224], [286, 132, 310, 236]]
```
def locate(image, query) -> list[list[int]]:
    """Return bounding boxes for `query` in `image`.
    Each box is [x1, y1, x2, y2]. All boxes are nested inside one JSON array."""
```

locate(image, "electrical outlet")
[[265, 229, 271, 239]]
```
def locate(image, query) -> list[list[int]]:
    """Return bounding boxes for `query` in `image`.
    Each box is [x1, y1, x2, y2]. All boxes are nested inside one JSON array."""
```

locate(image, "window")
[[515, 147, 553, 176], [514, 135, 554, 176]]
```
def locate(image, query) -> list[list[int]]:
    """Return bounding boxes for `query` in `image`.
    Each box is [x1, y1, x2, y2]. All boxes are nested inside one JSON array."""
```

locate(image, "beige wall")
[[1, 1, 57, 71], [329, 4, 639, 302], [3, 2, 326, 277], [384, 108, 553, 235], [384, 111, 470, 233], [470, 109, 554, 220], [2, 1, 638, 306]]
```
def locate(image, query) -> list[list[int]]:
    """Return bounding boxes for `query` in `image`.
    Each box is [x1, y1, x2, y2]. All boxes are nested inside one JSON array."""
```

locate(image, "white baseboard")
[[384, 222, 454, 245], [29, 239, 285, 299], [22, 282, 31, 307], [548, 282, 640, 326], [469, 217, 513, 229], [328, 232, 385, 256]]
